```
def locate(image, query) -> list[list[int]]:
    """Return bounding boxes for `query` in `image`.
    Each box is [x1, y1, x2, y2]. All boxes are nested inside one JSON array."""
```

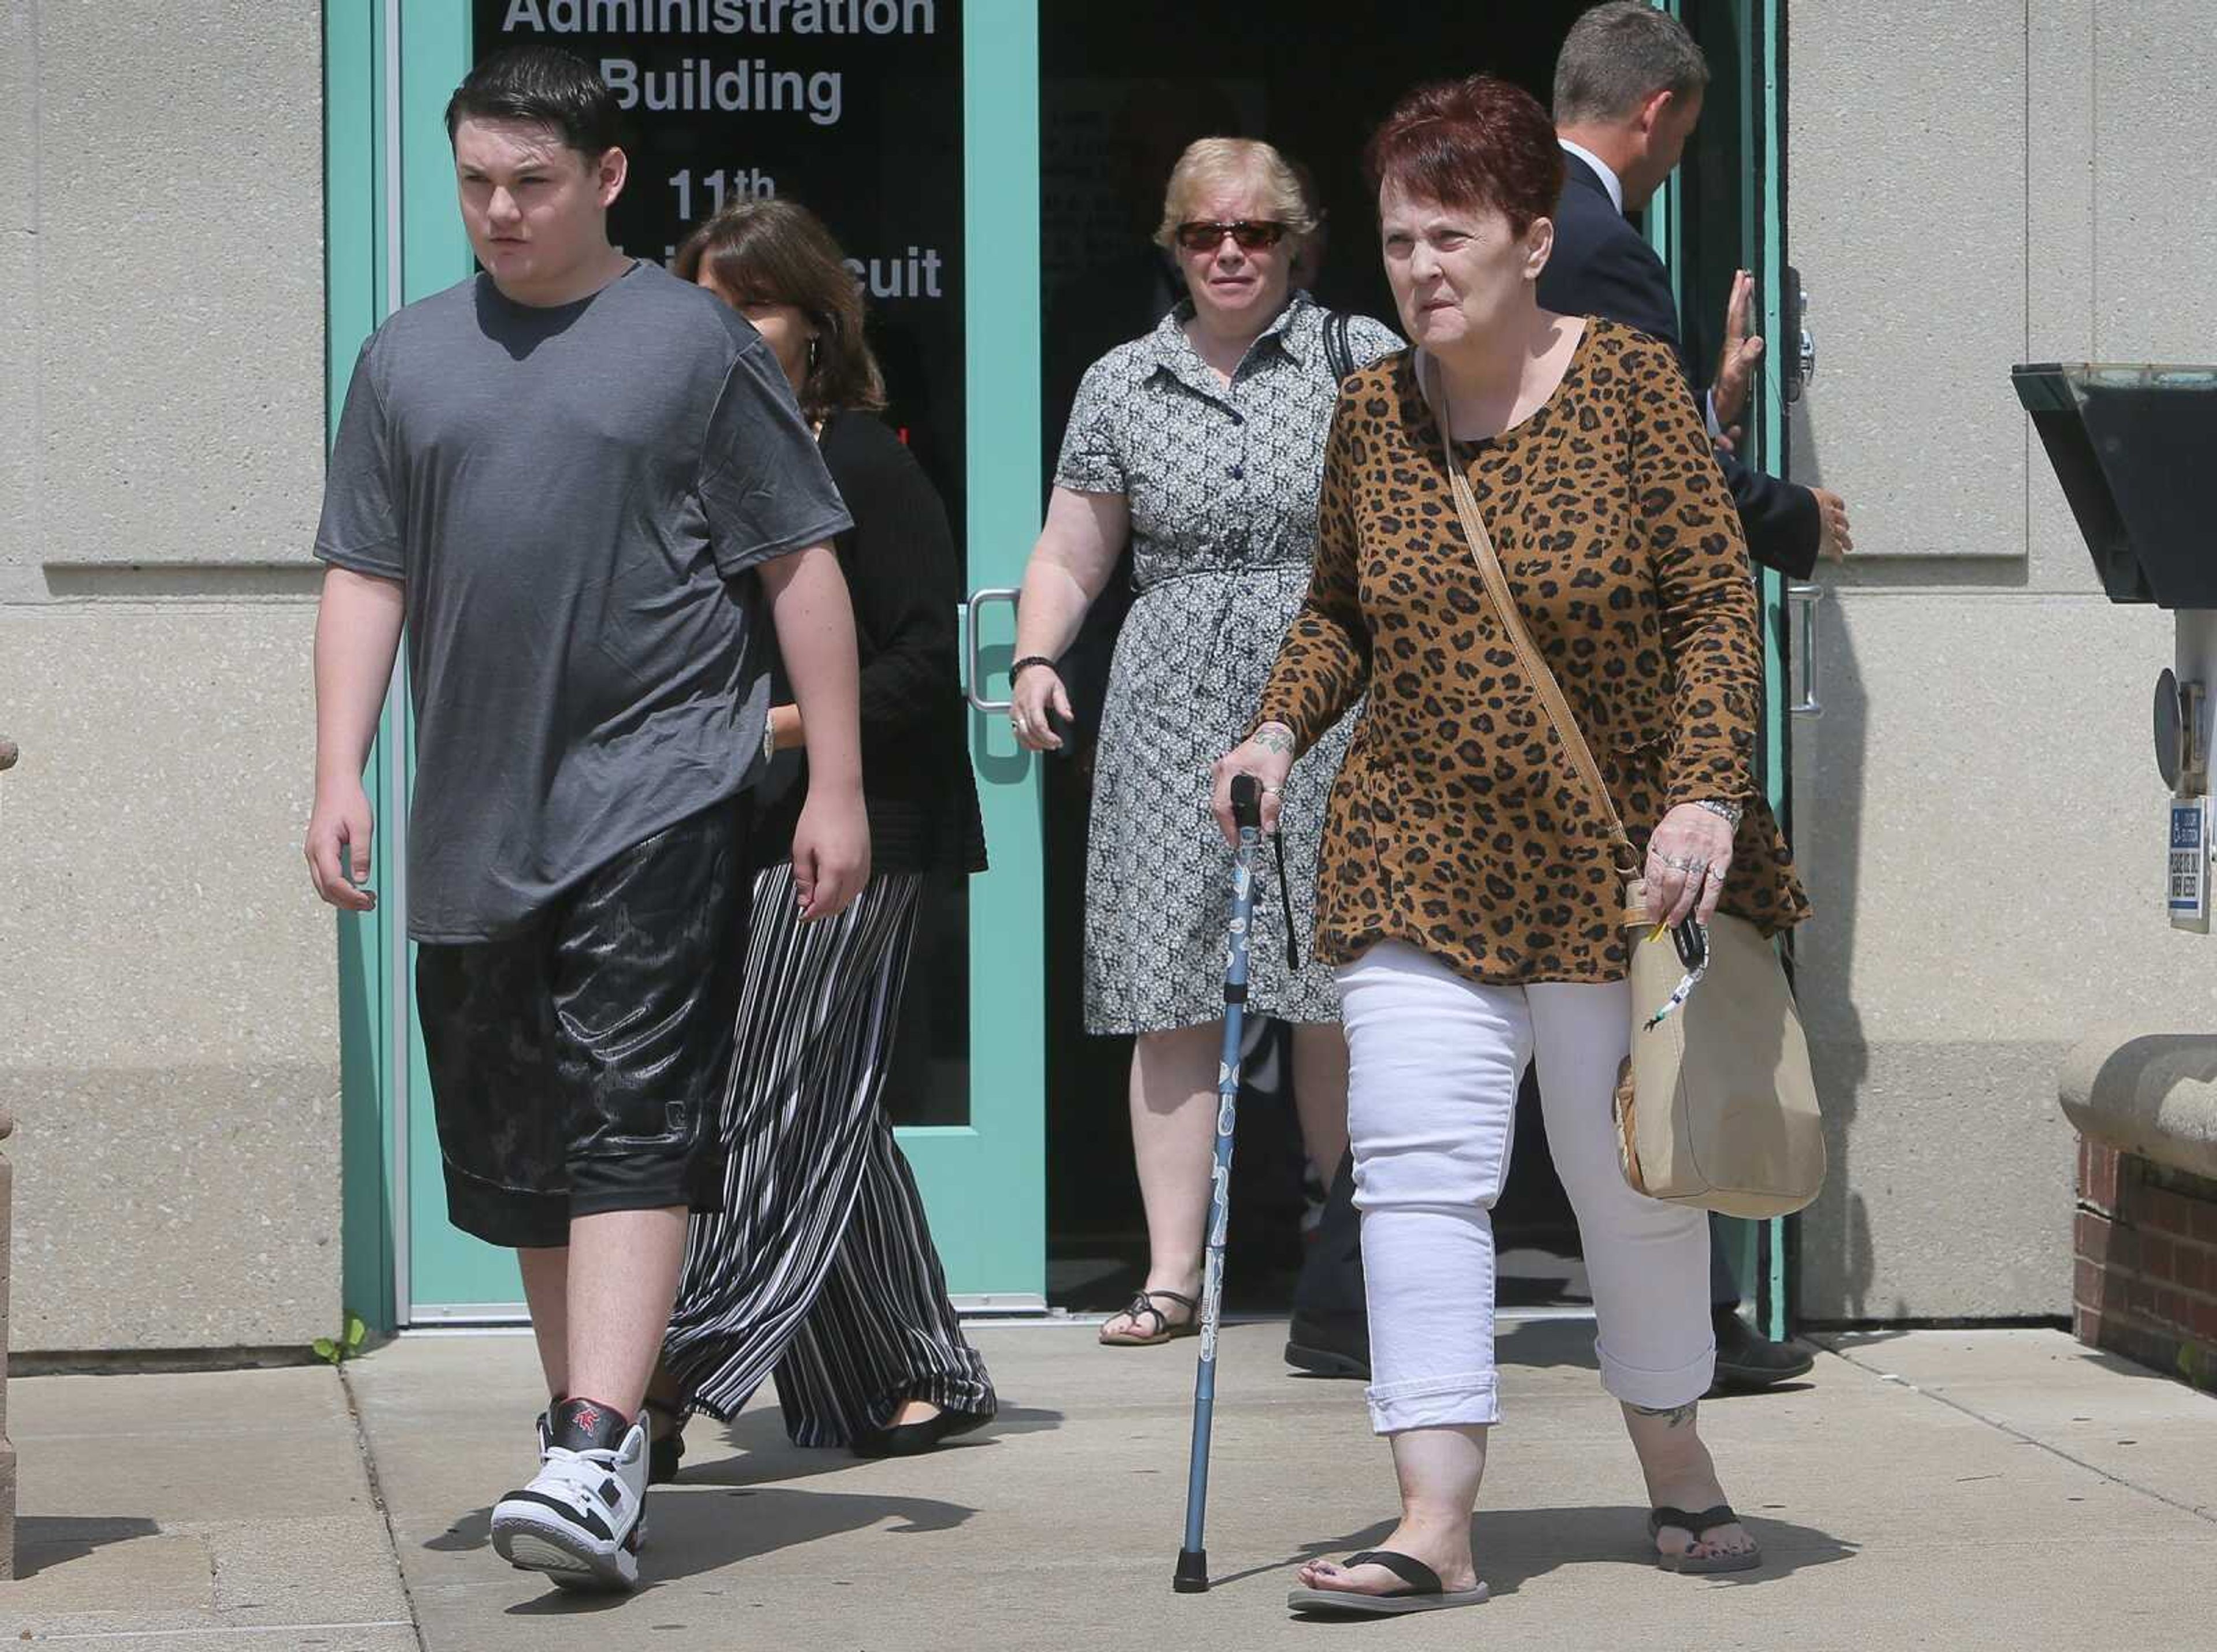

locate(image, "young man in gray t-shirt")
[[304, 47, 867, 1593]]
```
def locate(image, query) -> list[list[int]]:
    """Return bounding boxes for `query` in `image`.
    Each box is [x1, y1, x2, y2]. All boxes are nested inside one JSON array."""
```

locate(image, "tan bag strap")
[[1421, 352, 1641, 880]]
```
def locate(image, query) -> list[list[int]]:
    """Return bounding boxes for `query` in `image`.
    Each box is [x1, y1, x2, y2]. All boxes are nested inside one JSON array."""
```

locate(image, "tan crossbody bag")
[[1422, 354, 1826, 1220]]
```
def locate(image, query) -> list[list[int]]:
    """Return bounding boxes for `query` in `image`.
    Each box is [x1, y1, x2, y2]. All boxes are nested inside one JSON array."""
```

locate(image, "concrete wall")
[[1, 2, 2203, 1348], [0, 5, 335, 1350], [1786, 1, 2213, 1318]]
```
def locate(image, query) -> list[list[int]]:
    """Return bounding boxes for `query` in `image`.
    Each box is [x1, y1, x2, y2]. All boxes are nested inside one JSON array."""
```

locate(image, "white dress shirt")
[[1558, 138, 1625, 214]]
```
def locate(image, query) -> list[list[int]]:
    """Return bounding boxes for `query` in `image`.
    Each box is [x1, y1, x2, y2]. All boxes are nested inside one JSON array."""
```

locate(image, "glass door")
[[914, 4, 1047, 1311], [334, 1, 1047, 1326]]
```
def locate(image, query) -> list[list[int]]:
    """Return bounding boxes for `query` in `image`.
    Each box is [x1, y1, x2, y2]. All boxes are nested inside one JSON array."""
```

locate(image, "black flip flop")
[[1649, 1504, 1762, 1573], [1286, 1549, 1491, 1616]]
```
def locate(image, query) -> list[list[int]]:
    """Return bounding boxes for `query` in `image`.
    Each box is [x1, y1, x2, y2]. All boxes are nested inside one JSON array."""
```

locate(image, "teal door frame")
[[1647, 0, 1797, 1338], [908, 3, 1047, 1310], [330, 0, 500, 1327], [1748, 0, 1796, 1342], [332, 1, 1048, 1328], [328, 0, 397, 1334]]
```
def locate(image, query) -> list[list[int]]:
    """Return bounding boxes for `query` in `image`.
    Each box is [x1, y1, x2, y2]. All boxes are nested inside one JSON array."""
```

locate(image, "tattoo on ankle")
[[1632, 1401, 1698, 1429]]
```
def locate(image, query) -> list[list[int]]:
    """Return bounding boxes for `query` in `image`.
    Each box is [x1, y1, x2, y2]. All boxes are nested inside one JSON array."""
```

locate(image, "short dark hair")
[[445, 46, 621, 157], [1552, 1, 1710, 125], [675, 199, 887, 421], [1365, 75, 1564, 237]]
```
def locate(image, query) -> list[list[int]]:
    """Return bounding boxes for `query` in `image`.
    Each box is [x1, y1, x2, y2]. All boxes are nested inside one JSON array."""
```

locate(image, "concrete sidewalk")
[[4, 1325, 2212, 1649], [1, 1362, 414, 1647]]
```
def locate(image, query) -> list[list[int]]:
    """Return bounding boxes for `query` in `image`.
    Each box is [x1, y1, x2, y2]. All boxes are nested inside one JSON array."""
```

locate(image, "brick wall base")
[[2075, 1139, 2217, 1393]]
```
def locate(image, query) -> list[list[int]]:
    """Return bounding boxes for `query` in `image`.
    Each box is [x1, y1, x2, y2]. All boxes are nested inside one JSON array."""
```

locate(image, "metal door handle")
[[1785, 271, 1815, 404], [1786, 583, 1823, 718], [963, 587, 1021, 713]]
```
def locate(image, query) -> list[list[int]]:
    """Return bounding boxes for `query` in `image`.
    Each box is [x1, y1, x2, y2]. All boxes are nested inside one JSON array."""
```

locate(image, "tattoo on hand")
[[1631, 1401, 1698, 1429], [1254, 725, 1296, 756]]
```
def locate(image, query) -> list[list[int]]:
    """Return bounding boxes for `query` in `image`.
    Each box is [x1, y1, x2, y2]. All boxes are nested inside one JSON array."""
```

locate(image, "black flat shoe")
[[1710, 1308, 1815, 1391], [1285, 1310, 1371, 1380], [849, 1406, 992, 1459], [642, 1396, 686, 1485]]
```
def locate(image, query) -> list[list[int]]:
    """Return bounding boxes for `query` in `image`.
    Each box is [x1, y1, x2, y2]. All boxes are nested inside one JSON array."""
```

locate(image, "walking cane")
[[1174, 771, 1300, 1594]]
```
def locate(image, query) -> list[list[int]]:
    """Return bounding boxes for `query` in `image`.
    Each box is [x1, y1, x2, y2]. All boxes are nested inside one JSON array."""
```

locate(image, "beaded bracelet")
[[1010, 655, 1058, 682]]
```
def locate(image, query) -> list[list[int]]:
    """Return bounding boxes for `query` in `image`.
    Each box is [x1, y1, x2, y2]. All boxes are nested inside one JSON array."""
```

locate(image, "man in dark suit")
[[1541, 0, 1850, 576], [1285, 3, 1834, 1393]]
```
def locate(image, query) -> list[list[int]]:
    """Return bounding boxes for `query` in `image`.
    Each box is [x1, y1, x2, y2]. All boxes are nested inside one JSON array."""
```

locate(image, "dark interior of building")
[[1037, 2, 1591, 1314], [1032, 1, 1763, 1314]]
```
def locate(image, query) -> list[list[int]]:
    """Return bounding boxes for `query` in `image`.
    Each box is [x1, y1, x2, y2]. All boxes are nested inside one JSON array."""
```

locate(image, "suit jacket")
[[1536, 151, 1820, 580]]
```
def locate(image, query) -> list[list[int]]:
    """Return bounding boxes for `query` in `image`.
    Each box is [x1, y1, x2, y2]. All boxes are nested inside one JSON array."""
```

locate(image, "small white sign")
[[2169, 797, 2209, 932]]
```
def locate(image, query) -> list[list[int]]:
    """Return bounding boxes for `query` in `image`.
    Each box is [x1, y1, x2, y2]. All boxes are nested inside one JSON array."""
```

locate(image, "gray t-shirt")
[[315, 262, 852, 942]]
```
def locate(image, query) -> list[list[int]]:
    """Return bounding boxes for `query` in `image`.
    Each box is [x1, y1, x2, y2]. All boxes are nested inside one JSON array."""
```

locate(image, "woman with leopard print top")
[[1215, 77, 1808, 1616]]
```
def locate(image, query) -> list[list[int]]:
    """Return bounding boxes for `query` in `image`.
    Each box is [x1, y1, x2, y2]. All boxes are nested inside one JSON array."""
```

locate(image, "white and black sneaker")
[[490, 1397, 651, 1591]]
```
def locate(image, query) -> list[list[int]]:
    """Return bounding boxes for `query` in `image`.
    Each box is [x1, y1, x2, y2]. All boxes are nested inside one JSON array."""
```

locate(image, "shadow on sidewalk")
[[1212, 1505, 1857, 1598], [1498, 1311, 1821, 1399], [522, 1482, 979, 1611], [1495, 1315, 1607, 1371], [422, 1404, 1064, 1608], [684, 1401, 1065, 1489], [9, 1515, 161, 1580], [427, 1482, 977, 1612]]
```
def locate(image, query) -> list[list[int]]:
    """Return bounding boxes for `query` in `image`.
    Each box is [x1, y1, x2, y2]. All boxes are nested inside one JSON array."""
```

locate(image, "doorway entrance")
[[332, 0, 1051, 1326], [1034, 1, 1798, 1333], [331, 0, 1796, 1338]]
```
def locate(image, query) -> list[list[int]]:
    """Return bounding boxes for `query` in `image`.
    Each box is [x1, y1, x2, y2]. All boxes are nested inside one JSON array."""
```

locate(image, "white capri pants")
[[1341, 942, 1715, 1433]]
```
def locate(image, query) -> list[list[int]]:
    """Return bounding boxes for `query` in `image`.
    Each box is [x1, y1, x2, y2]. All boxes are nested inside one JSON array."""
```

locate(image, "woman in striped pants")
[[648, 199, 996, 1472]]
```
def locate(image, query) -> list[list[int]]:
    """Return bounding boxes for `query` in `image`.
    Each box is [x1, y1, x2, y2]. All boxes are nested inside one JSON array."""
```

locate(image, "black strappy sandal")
[[1286, 1549, 1491, 1616], [641, 1396, 687, 1486], [1097, 1288, 1199, 1347], [1648, 1504, 1762, 1573]]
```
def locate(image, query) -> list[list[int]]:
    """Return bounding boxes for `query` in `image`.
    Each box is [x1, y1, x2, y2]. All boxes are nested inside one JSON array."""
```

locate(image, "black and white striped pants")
[[662, 865, 996, 1443]]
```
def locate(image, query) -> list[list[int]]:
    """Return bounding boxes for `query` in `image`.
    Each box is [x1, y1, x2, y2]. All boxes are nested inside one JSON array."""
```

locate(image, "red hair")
[[1364, 75, 1565, 235]]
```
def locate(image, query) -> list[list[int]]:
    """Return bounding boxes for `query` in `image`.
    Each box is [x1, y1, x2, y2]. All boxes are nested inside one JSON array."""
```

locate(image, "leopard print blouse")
[[1254, 318, 1809, 986]]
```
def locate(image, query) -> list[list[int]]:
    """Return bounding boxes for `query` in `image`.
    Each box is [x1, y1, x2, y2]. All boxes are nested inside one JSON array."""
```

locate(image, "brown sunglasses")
[[1173, 219, 1289, 253]]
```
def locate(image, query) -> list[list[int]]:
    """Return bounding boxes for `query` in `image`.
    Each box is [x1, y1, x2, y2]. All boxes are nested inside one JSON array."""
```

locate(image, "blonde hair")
[[1153, 137, 1318, 249]]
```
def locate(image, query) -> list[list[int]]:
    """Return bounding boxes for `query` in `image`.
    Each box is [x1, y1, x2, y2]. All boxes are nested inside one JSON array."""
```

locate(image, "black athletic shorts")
[[415, 797, 752, 1250]]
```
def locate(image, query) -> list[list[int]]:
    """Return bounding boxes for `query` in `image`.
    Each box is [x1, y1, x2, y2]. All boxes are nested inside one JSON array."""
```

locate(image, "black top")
[[752, 409, 989, 878], [1537, 152, 1821, 581]]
